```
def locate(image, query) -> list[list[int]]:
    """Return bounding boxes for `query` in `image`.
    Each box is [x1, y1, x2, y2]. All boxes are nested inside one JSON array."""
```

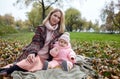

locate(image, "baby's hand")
[[71, 57, 74, 60]]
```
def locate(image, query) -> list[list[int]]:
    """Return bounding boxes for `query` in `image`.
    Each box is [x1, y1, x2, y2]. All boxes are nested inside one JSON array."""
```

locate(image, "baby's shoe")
[[61, 60, 68, 71], [42, 61, 48, 70]]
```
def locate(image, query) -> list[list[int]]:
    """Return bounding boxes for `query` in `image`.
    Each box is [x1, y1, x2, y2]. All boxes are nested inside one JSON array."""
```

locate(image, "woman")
[[0, 8, 65, 76]]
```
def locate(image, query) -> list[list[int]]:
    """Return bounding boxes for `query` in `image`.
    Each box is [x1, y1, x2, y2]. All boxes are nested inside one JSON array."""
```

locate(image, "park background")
[[0, 0, 120, 79]]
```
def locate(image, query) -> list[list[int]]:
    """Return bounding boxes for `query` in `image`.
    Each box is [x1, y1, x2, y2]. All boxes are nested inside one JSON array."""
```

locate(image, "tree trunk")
[[41, 0, 46, 20]]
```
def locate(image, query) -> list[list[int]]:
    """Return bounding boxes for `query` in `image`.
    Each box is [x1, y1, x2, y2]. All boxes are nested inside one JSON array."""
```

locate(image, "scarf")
[[45, 21, 58, 31]]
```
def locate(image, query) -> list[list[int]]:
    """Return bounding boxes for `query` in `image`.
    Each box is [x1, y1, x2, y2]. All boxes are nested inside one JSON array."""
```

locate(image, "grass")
[[70, 32, 120, 48], [70, 32, 120, 42], [0, 32, 34, 44], [0, 31, 120, 47]]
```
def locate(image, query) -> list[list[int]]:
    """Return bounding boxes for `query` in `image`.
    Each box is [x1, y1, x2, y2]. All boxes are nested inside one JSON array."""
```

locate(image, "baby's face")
[[58, 39, 68, 47]]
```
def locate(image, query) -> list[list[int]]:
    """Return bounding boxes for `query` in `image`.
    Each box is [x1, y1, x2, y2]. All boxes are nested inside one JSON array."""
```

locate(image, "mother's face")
[[49, 11, 61, 26]]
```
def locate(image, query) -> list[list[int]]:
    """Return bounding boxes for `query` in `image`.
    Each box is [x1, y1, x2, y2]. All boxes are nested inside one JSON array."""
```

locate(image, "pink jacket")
[[50, 42, 76, 64]]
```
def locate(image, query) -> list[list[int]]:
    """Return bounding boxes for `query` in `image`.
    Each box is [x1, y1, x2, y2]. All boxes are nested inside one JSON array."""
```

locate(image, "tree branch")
[[45, 0, 58, 10]]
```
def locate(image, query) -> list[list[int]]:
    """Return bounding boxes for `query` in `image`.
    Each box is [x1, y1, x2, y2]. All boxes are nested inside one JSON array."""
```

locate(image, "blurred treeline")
[[0, 0, 120, 36]]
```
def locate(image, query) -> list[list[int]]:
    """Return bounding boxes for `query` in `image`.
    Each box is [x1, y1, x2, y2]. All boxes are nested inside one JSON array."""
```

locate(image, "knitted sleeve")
[[68, 49, 77, 63], [22, 26, 45, 55]]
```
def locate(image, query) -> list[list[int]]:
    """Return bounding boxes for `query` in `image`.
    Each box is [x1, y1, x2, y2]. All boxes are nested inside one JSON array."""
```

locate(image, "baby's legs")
[[61, 60, 73, 71], [48, 60, 59, 69]]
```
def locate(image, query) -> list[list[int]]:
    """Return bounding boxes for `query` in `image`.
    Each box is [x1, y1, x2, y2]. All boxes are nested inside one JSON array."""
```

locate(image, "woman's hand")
[[27, 54, 35, 64]]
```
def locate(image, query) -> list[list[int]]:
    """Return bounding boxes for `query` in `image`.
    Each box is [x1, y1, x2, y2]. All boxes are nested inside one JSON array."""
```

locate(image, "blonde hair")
[[42, 8, 65, 33]]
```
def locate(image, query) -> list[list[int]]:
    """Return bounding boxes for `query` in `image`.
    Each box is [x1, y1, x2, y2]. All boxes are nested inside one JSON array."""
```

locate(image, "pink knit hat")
[[59, 32, 70, 43]]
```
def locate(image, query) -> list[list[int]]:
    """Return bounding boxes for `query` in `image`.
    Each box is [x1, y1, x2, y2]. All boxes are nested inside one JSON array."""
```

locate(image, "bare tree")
[[14, 0, 63, 20]]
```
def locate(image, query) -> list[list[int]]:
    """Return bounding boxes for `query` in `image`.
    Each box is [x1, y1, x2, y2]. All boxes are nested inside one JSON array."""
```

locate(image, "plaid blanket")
[[11, 55, 95, 79]]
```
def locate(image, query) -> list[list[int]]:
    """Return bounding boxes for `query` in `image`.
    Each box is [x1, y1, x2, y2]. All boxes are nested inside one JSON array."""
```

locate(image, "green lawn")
[[1, 32, 120, 47], [70, 32, 120, 42], [70, 32, 120, 48], [0, 32, 34, 44]]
